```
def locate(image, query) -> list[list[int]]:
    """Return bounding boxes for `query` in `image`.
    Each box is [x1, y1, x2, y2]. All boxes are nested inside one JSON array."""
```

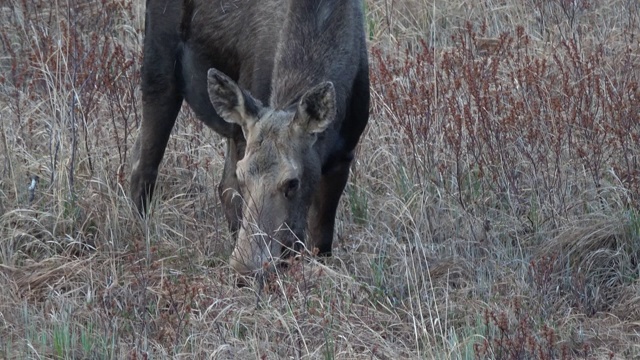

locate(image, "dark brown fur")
[[131, 0, 370, 274]]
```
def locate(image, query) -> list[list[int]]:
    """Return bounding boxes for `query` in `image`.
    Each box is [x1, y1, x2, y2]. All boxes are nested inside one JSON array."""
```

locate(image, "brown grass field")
[[1, 0, 639, 358]]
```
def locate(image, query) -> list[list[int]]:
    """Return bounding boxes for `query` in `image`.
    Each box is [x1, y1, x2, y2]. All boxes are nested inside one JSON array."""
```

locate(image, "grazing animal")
[[130, 0, 370, 275]]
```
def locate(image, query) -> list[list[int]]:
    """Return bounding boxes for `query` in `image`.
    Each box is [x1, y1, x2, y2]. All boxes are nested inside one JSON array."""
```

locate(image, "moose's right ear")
[[207, 68, 261, 129]]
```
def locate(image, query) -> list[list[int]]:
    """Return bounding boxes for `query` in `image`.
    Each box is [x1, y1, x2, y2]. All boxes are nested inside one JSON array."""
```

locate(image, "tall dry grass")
[[1, 0, 639, 358]]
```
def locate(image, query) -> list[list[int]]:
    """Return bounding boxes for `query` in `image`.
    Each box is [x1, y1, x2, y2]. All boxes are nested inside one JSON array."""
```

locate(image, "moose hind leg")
[[309, 157, 352, 256], [130, 90, 183, 215]]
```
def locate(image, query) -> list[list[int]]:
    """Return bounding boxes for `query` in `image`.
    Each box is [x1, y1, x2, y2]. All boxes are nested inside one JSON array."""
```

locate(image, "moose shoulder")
[[130, 0, 370, 275]]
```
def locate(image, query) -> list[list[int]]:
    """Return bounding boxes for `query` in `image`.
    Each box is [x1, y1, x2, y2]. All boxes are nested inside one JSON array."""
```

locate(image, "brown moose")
[[130, 0, 370, 275]]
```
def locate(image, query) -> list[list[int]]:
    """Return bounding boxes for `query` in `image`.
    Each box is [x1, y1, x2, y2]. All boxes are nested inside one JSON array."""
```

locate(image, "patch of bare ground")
[[1, 0, 639, 358]]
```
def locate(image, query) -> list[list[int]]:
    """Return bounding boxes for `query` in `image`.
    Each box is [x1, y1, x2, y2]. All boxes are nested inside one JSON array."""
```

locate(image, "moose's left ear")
[[295, 82, 336, 134]]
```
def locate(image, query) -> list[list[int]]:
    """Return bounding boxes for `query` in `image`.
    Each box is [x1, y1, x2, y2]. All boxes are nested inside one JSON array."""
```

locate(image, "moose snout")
[[229, 230, 283, 275]]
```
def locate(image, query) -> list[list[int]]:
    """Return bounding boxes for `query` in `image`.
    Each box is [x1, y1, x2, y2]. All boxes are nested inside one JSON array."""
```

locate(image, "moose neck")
[[269, 0, 346, 110]]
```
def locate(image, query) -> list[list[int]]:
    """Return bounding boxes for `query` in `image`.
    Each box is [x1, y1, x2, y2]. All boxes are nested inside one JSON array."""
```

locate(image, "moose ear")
[[296, 82, 336, 134], [207, 68, 261, 128]]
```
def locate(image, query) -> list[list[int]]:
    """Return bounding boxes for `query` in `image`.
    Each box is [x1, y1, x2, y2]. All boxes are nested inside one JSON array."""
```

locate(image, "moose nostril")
[[283, 178, 300, 198]]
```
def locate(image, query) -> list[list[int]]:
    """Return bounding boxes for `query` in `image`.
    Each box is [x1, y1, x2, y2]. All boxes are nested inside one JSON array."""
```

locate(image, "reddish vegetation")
[[371, 24, 640, 215]]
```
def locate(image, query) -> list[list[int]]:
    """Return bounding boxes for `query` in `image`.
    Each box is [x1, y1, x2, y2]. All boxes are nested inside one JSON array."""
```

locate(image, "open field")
[[1, 0, 639, 358]]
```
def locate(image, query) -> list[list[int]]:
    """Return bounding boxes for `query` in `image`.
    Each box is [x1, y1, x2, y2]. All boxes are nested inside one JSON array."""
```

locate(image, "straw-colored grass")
[[1, 0, 639, 358]]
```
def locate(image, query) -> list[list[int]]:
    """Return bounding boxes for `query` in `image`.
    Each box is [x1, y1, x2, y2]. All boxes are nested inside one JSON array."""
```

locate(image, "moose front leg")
[[218, 136, 246, 235], [130, 92, 183, 215], [308, 157, 352, 256]]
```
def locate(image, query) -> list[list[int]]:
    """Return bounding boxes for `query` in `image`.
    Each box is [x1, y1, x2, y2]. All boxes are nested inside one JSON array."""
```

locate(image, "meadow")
[[1, 0, 639, 358]]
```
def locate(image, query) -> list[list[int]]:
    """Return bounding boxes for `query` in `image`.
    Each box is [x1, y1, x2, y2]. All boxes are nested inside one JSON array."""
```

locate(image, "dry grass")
[[1, 0, 640, 358]]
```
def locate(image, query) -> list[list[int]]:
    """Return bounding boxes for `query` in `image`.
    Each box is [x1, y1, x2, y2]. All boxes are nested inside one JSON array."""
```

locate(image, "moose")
[[130, 0, 370, 275]]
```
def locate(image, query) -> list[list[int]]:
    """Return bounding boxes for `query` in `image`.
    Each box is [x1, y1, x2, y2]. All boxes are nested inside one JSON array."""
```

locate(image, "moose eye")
[[282, 178, 300, 199]]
